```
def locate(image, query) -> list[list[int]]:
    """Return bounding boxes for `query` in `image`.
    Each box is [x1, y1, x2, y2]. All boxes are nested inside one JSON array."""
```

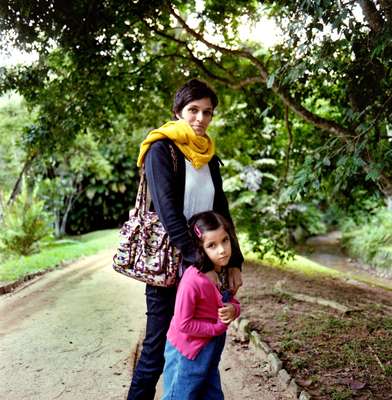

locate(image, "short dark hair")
[[188, 211, 234, 272], [172, 79, 218, 119]]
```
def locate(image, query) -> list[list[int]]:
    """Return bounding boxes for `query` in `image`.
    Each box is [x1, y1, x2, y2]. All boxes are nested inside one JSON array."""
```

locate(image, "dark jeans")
[[127, 284, 177, 400]]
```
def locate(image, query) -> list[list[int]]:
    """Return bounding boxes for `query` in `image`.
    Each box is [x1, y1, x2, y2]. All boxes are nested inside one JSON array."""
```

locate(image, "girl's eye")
[[223, 237, 229, 243], [204, 110, 212, 116]]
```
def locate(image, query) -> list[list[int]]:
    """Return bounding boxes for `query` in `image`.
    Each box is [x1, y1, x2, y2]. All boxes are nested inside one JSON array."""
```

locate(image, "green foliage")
[[221, 155, 291, 258], [283, 202, 327, 243], [32, 130, 112, 236], [0, 91, 33, 194], [0, 187, 53, 256], [1, 0, 392, 255], [342, 208, 392, 272], [65, 120, 143, 234]]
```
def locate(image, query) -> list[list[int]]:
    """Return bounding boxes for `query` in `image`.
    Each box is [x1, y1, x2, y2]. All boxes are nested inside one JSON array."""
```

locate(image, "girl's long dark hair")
[[188, 211, 235, 273]]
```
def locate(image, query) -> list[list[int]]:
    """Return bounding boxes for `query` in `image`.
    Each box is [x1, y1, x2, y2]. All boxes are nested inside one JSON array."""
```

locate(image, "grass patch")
[[262, 253, 342, 277], [0, 229, 119, 282], [238, 232, 343, 278], [245, 249, 342, 278]]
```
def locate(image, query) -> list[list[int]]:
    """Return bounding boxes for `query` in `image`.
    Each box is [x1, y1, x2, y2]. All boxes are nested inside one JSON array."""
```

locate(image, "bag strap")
[[133, 171, 147, 215], [135, 143, 178, 216]]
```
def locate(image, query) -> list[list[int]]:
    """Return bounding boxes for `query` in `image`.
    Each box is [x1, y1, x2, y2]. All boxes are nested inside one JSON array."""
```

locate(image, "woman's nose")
[[196, 111, 204, 122]]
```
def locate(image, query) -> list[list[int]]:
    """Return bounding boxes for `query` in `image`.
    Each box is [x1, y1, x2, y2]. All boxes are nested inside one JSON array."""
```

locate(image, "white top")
[[183, 159, 215, 221]]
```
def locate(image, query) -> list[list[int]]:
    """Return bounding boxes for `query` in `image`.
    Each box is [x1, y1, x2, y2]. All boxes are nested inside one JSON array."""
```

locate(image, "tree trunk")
[[59, 194, 76, 236], [379, 0, 392, 25], [283, 105, 293, 183], [7, 153, 37, 206], [54, 209, 61, 238], [359, 0, 384, 32], [0, 191, 4, 222], [386, 196, 392, 211]]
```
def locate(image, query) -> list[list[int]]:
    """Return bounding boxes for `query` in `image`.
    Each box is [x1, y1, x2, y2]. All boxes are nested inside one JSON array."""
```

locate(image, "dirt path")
[[0, 250, 289, 400]]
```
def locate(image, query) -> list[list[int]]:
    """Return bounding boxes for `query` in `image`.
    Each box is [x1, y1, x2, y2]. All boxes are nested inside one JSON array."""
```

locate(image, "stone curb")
[[0, 261, 71, 296], [0, 270, 49, 295], [230, 318, 311, 400]]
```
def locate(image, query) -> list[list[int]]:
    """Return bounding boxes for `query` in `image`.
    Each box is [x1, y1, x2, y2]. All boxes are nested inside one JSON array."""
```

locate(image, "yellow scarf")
[[137, 120, 215, 169]]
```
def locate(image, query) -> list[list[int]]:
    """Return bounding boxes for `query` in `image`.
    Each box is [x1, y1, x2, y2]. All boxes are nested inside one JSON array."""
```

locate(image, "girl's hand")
[[218, 303, 236, 324]]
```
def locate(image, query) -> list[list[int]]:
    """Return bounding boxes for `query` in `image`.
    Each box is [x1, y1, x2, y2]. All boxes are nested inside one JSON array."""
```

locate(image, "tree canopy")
[[1, 0, 391, 249]]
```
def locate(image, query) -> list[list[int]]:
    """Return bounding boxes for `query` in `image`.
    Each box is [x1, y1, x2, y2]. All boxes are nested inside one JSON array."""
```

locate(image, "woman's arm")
[[144, 141, 200, 265], [210, 156, 244, 270], [210, 156, 244, 294]]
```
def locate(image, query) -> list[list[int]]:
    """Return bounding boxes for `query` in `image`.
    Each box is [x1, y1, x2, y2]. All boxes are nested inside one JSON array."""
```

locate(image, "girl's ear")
[[175, 112, 182, 120]]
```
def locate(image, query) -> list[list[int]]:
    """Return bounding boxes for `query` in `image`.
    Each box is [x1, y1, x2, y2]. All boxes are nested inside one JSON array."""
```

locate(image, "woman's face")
[[176, 97, 213, 136]]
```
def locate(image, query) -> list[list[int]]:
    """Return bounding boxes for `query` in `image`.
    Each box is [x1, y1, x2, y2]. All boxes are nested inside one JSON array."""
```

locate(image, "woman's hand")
[[228, 267, 243, 295], [218, 303, 236, 324], [205, 270, 220, 287]]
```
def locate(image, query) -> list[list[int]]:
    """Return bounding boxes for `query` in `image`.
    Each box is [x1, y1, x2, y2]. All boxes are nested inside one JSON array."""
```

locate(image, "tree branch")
[[148, 21, 265, 89], [166, 5, 392, 196], [168, 5, 354, 142]]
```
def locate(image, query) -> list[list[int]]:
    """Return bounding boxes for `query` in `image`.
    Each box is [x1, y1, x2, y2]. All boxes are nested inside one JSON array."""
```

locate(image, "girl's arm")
[[176, 282, 228, 338]]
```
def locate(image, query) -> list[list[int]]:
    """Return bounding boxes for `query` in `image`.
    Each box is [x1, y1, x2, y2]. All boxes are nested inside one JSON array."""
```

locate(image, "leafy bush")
[[0, 188, 53, 256], [283, 202, 327, 243], [342, 208, 392, 272]]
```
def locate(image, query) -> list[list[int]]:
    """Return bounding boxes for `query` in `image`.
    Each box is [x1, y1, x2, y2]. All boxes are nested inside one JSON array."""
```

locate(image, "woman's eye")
[[204, 111, 212, 116]]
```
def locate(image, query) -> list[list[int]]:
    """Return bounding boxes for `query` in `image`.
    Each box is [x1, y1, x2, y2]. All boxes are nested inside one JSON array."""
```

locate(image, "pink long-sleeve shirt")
[[167, 266, 241, 360]]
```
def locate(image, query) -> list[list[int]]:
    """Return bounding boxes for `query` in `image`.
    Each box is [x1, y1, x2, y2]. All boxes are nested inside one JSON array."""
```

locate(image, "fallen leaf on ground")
[[350, 380, 366, 390]]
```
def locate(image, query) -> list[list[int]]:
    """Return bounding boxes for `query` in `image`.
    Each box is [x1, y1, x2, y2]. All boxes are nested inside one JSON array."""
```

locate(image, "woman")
[[127, 79, 243, 400]]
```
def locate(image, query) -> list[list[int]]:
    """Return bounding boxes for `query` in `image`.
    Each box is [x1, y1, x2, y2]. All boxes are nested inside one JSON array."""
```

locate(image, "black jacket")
[[144, 139, 244, 268]]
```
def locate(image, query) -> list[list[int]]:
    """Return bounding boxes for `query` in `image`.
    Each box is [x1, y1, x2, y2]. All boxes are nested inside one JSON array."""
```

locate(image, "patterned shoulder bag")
[[112, 144, 181, 287]]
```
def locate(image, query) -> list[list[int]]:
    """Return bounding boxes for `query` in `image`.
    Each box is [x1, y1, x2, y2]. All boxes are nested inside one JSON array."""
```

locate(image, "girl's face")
[[176, 97, 213, 136], [202, 226, 232, 272]]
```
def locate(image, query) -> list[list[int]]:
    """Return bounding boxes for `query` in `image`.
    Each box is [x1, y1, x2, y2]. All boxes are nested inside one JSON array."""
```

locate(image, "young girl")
[[162, 211, 241, 400]]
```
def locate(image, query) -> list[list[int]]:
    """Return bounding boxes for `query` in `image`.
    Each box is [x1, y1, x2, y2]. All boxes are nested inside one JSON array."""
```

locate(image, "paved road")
[[0, 250, 287, 400]]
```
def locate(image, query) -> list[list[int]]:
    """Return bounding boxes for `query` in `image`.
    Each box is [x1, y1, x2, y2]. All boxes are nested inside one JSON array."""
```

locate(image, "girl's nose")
[[196, 111, 204, 122]]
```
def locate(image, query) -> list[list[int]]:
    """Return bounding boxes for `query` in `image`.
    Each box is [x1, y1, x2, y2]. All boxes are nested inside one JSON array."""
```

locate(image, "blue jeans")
[[162, 334, 226, 400], [127, 284, 177, 400]]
